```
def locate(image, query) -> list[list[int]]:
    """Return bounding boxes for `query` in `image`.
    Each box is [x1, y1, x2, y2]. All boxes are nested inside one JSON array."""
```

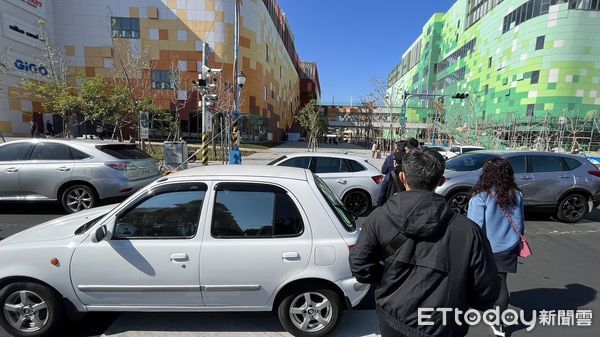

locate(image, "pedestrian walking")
[[350, 148, 499, 337], [30, 120, 37, 138], [46, 121, 54, 137], [381, 141, 406, 174], [467, 157, 527, 337], [371, 142, 378, 158], [376, 150, 406, 207]]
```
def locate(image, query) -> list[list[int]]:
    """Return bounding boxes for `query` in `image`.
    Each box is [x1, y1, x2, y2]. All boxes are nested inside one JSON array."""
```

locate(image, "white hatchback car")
[[268, 153, 383, 216], [0, 166, 368, 337]]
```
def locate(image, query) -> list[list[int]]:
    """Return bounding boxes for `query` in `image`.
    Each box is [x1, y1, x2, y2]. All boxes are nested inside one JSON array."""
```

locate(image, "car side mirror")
[[94, 225, 108, 242]]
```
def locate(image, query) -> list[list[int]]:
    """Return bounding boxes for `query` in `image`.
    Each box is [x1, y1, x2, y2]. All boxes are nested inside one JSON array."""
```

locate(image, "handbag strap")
[[490, 192, 522, 236]]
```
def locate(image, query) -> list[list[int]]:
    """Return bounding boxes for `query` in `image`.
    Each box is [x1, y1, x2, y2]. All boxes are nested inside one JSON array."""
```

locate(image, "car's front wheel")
[[61, 184, 97, 213], [277, 288, 343, 337], [556, 193, 588, 223], [0, 282, 65, 337]]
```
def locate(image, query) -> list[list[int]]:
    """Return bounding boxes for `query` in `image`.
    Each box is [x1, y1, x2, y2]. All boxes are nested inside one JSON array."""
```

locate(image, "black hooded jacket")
[[350, 191, 499, 337]]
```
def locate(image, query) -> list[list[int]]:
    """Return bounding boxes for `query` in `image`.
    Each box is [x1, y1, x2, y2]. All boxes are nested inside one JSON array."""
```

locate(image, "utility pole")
[[229, 0, 242, 164]]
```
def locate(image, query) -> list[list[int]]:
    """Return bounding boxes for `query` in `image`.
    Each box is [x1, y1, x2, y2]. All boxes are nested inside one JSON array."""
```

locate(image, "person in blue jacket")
[[468, 157, 525, 337]]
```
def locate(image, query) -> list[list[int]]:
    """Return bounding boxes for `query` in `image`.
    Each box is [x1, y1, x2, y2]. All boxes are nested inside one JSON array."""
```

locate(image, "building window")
[[535, 36, 545, 50], [111, 17, 140, 39], [527, 104, 535, 117], [266, 44, 269, 62], [151, 70, 173, 90], [530, 70, 540, 84], [264, 85, 268, 102], [488, 57, 493, 68], [484, 84, 489, 94]]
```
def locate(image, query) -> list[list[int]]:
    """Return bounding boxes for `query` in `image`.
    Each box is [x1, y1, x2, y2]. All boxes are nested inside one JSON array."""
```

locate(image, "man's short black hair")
[[406, 138, 419, 150], [401, 148, 445, 191]]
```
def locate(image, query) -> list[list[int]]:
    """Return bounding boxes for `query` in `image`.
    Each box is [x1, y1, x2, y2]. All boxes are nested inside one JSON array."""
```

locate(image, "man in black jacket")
[[350, 149, 499, 337]]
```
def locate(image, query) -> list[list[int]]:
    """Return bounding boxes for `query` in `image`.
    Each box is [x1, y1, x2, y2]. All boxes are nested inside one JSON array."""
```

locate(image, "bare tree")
[[168, 58, 193, 140]]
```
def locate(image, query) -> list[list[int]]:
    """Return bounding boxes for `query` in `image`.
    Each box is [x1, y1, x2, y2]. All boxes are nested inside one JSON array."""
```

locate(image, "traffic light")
[[452, 93, 470, 99]]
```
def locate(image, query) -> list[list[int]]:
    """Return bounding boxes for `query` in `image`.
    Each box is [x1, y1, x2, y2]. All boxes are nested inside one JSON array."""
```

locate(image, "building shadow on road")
[[507, 283, 597, 336]]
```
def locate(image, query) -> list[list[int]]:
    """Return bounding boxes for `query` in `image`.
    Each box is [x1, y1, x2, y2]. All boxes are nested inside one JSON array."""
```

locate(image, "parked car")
[[0, 139, 160, 213], [444, 145, 486, 159], [268, 153, 383, 216], [425, 145, 453, 159], [436, 151, 600, 223], [0, 165, 369, 337]]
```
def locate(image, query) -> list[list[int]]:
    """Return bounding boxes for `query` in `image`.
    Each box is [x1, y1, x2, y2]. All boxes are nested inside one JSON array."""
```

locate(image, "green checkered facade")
[[388, 0, 600, 125]]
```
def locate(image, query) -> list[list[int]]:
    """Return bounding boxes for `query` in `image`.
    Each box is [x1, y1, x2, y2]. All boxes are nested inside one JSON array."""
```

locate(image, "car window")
[[313, 157, 342, 173], [69, 147, 91, 160], [114, 183, 206, 239], [562, 158, 582, 171], [211, 183, 304, 238], [0, 143, 32, 161], [30, 142, 72, 160], [314, 175, 356, 232], [450, 147, 459, 153], [98, 144, 151, 159], [279, 156, 310, 169], [446, 153, 496, 171], [462, 147, 483, 153], [267, 155, 287, 165], [530, 155, 562, 173], [506, 155, 527, 174], [343, 159, 366, 172]]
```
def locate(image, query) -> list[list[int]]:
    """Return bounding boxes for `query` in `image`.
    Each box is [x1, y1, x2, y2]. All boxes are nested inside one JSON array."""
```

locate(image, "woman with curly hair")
[[467, 157, 525, 337]]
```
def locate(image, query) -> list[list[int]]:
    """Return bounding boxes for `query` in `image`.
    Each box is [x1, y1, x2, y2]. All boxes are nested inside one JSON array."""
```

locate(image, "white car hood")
[[0, 204, 117, 245]]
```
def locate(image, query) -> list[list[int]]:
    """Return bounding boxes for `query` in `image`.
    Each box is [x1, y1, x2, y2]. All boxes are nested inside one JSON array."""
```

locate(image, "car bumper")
[[335, 277, 370, 308], [94, 174, 160, 199]]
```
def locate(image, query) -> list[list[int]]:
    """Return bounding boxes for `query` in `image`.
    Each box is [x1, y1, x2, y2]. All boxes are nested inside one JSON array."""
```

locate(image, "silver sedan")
[[0, 139, 160, 213]]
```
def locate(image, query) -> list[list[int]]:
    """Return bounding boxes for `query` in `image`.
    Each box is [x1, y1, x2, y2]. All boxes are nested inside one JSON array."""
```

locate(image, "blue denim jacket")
[[467, 191, 525, 254]]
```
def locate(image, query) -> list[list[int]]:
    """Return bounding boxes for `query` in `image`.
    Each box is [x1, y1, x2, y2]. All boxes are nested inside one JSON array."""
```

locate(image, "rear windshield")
[[97, 144, 151, 160], [314, 175, 356, 232], [446, 153, 496, 172]]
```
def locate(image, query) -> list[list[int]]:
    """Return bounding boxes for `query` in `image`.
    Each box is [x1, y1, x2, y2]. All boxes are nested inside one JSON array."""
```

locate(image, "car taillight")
[[588, 170, 600, 177], [105, 162, 128, 170], [372, 175, 384, 184]]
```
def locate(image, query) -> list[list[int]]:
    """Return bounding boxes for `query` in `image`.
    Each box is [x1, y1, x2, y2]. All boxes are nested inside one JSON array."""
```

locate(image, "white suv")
[[268, 153, 383, 217], [0, 166, 368, 337], [445, 145, 486, 159]]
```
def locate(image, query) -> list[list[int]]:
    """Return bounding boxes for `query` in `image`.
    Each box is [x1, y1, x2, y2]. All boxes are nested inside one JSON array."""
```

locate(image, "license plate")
[[141, 168, 151, 176]]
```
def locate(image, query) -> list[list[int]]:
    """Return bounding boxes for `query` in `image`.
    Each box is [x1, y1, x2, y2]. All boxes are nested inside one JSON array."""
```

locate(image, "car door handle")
[[520, 176, 532, 180], [282, 252, 301, 262], [559, 175, 571, 179], [170, 253, 189, 263], [57, 167, 71, 172], [5, 167, 18, 173], [337, 179, 347, 184]]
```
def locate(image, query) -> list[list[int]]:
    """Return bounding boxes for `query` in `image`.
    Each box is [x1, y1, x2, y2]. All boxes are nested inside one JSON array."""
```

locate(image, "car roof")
[[2, 138, 132, 147], [167, 165, 308, 181], [280, 152, 371, 161], [460, 150, 587, 158]]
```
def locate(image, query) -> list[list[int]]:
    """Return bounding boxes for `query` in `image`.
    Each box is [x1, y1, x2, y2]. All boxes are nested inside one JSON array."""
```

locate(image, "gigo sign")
[[14, 59, 49, 76], [5, 0, 46, 18]]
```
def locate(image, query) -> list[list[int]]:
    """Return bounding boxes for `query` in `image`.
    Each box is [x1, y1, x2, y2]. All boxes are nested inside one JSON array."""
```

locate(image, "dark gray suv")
[[436, 151, 600, 223]]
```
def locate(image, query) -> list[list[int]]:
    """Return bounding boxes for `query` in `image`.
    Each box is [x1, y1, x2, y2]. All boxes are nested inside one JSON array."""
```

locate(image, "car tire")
[[447, 191, 471, 215], [0, 282, 65, 337], [342, 190, 371, 217], [60, 184, 97, 213], [277, 287, 343, 337], [556, 193, 588, 223]]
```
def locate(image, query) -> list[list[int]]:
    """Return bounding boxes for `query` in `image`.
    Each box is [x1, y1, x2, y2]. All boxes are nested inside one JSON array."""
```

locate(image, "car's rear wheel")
[[61, 184, 97, 213], [556, 193, 588, 223], [277, 288, 342, 337], [0, 282, 64, 337], [342, 190, 371, 217], [447, 191, 471, 215]]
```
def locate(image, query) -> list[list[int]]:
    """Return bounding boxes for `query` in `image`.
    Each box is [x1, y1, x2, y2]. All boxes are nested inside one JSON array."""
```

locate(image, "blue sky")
[[279, 0, 455, 105]]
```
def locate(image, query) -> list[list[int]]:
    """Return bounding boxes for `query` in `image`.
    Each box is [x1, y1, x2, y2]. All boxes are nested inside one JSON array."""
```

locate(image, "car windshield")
[[313, 174, 356, 232], [446, 153, 496, 172]]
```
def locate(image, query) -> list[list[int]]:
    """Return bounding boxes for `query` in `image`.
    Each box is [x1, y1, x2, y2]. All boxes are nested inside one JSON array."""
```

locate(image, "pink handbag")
[[500, 207, 532, 258]]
